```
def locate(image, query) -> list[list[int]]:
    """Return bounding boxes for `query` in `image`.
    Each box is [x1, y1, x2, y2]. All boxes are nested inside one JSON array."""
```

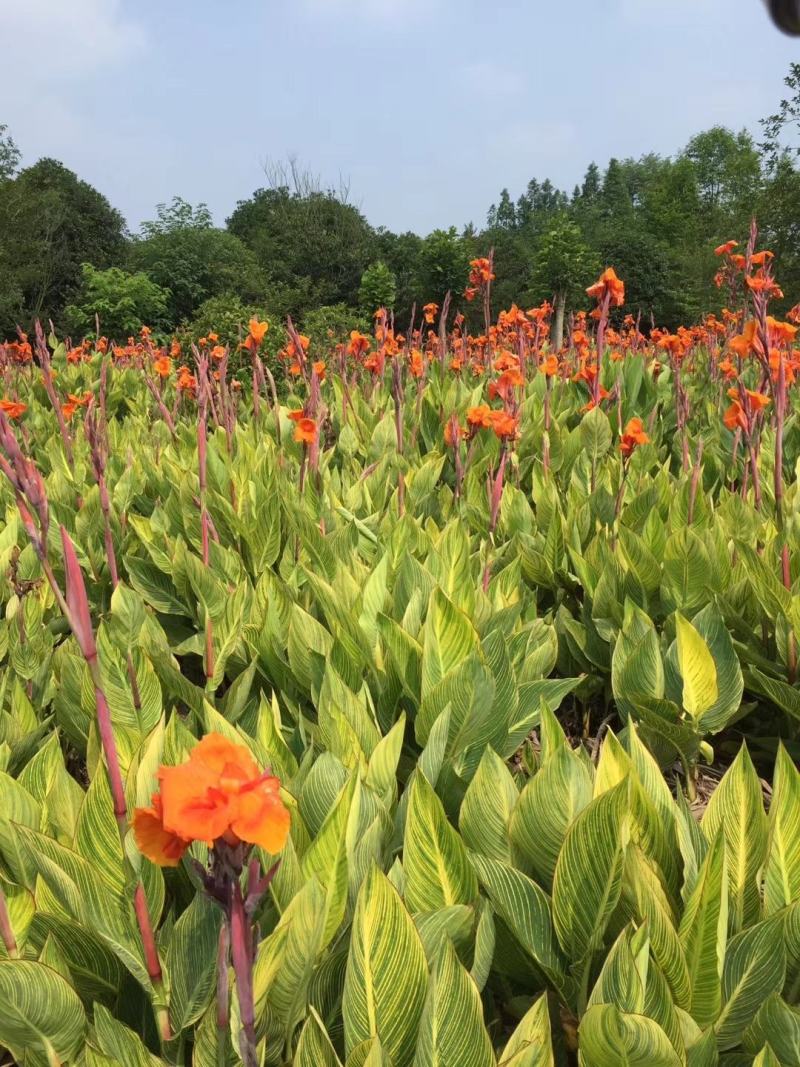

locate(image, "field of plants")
[[1, 236, 800, 1067]]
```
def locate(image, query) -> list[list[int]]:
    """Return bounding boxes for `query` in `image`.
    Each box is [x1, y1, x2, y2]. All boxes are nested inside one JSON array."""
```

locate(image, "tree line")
[[1, 64, 799, 345]]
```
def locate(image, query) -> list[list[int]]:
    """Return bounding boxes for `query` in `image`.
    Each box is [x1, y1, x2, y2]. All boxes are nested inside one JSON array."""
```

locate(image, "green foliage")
[[64, 264, 171, 340], [358, 261, 397, 314], [128, 197, 265, 324]]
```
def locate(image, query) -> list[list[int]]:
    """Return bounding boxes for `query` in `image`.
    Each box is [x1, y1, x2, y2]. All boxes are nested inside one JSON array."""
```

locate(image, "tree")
[[358, 261, 396, 314], [417, 228, 470, 306], [531, 215, 598, 349], [227, 164, 376, 319], [760, 62, 800, 170], [0, 124, 20, 182], [64, 264, 170, 340], [0, 158, 126, 333], [128, 196, 265, 326]]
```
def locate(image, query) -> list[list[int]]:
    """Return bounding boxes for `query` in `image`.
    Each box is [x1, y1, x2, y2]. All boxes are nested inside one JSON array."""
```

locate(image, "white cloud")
[[0, 0, 146, 76]]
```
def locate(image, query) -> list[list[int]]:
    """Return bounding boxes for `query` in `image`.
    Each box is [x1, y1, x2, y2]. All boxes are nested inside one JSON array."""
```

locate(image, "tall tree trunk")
[[550, 291, 566, 351]]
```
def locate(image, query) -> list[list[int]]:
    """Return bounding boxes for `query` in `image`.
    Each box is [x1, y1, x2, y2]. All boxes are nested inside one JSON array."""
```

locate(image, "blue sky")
[[2, 0, 798, 235]]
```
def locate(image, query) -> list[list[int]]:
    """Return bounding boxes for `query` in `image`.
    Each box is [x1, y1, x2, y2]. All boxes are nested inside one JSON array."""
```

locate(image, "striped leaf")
[[459, 746, 519, 863], [674, 613, 718, 721], [343, 865, 428, 1067], [0, 959, 86, 1065], [679, 832, 728, 1029], [421, 587, 478, 701], [752, 1045, 783, 1067], [404, 772, 478, 913], [701, 745, 767, 932], [623, 847, 690, 1011], [714, 916, 786, 1050], [552, 781, 627, 963], [413, 937, 495, 1067], [345, 1038, 393, 1066], [497, 993, 554, 1066], [295, 1007, 343, 1067], [579, 1004, 683, 1066], [470, 852, 568, 997], [91, 1003, 162, 1066], [509, 743, 593, 890], [166, 893, 221, 1034], [744, 994, 800, 1062], [763, 743, 800, 915]]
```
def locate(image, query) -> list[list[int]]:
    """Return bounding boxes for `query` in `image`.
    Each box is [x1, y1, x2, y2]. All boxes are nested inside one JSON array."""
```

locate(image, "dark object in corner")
[[768, 0, 800, 34]]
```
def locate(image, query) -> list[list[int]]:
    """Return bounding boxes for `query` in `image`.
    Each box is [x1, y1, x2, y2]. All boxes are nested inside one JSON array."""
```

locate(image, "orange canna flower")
[[132, 794, 189, 867], [133, 733, 290, 866], [444, 417, 466, 447], [542, 355, 559, 376], [294, 417, 317, 444], [586, 267, 625, 308], [486, 410, 518, 440], [211, 345, 227, 361], [0, 399, 26, 420], [153, 356, 172, 377], [409, 350, 424, 378], [423, 302, 439, 325], [714, 240, 738, 256], [724, 400, 746, 432], [466, 404, 494, 430], [620, 416, 649, 457], [287, 409, 305, 422], [312, 360, 326, 380], [247, 318, 269, 348], [750, 250, 774, 267]]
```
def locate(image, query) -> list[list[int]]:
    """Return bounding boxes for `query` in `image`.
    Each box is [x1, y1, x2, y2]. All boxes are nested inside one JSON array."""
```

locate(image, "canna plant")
[[0, 242, 799, 1063]]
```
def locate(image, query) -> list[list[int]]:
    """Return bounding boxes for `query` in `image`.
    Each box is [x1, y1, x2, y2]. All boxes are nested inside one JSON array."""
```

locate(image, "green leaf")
[[701, 745, 767, 932], [715, 916, 786, 1050], [552, 781, 628, 963], [295, 1007, 344, 1067], [0, 959, 86, 1065], [167, 893, 222, 1034], [91, 1003, 162, 1066], [421, 588, 478, 701], [679, 833, 728, 1029], [343, 865, 428, 1067], [469, 852, 568, 997], [414, 937, 495, 1067], [763, 744, 800, 915], [579, 1003, 683, 1066], [459, 746, 518, 863], [509, 743, 593, 890], [675, 613, 718, 721], [496, 993, 554, 1066], [404, 772, 478, 913]]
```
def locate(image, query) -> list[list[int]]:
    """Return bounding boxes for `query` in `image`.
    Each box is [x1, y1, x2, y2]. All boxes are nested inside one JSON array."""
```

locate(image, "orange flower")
[[0, 399, 26, 420], [294, 417, 317, 444], [287, 409, 305, 423], [586, 267, 625, 308], [714, 240, 738, 256], [133, 733, 290, 866], [542, 355, 559, 376], [486, 410, 518, 440], [312, 360, 326, 380], [466, 404, 493, 430], [153, 356, 172, 377], [488, 368, 524, 401], [620, 416, 649, 457], [750, 250, 774, 267], [247, 318, 269, 348], [724, 400, 746, 432], [211, 345, 227, 361], [423, 302, 439, 325], [132, 794, 189, 867], [409, 350, 424, 378], [347, 331, 370, 359]]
